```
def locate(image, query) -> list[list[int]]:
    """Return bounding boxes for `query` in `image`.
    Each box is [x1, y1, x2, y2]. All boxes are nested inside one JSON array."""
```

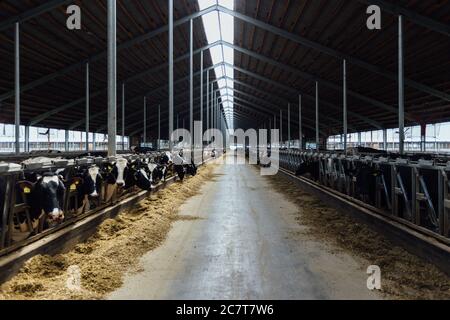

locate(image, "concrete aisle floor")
[[109, 161, 381, 300]]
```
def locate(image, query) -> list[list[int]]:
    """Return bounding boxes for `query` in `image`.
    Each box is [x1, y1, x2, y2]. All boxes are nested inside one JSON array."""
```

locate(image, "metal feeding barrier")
[[0, 150, 218, 256], [276, 150, 450, 239]]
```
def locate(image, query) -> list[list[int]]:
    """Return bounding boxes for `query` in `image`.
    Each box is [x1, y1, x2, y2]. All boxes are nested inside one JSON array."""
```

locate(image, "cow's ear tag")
[[23, 187, 31, 194], [70, 184, 77, 191]]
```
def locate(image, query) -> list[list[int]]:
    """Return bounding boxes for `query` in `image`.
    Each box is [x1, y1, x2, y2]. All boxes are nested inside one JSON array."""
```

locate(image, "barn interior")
[[0, 0, 449, 301]]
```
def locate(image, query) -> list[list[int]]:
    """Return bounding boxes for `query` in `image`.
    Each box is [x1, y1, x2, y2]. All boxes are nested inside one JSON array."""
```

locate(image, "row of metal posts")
[[267, 16, 407, 155]]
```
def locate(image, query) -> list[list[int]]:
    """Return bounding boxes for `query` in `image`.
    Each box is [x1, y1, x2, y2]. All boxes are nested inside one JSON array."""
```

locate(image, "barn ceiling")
[[0, 0, 449, 140]]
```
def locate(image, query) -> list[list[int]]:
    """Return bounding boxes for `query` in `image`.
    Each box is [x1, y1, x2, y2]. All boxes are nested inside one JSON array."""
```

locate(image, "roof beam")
[[224, 41, 416, 122], [0, 0, 71, 32], [220, 95, 337, 134], [85, 63, 223, 132], [8, 3, 449, 110], [123, 70, 350, 136], [29, 41, 221, 126], [356, 0, 450, 37], [221, 98, 330, 136], [96, 59, 382, 134], [6, 3, 448, 109], [226, 62, 383, 129], [217, 5, 450, 103], [221, 87, 355, 131], [0, 5, 219, 103]]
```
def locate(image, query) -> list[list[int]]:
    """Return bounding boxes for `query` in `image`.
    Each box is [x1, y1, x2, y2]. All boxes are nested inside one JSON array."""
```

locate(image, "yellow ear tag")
[[23, 187, 31, 194], [70, 184, 77, 191]]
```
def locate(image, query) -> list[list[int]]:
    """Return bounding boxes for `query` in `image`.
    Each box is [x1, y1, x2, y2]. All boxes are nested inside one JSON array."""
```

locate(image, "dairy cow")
[[18, 173, 66, 227], [103, 158, 153, 191], [128, 159, 152, 191], [146, 160, 167, 185], [68, 166, 103, 213], [171, 151, 197, 181]]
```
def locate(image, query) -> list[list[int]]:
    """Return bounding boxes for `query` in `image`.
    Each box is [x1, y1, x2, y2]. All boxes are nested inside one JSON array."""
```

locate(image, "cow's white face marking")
[[88, 166, 100, 197], [148, 163, 158, 173], [116, 158, 128, 186], [42, 175, 60, 184]]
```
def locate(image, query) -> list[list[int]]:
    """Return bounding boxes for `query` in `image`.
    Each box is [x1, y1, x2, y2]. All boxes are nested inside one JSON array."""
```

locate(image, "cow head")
[[84, 166, 102, 197], [19, 173, 66, 226], [115, 158, 129, 187], [135, 168, 152, 190], [160, 152, 172, 165]]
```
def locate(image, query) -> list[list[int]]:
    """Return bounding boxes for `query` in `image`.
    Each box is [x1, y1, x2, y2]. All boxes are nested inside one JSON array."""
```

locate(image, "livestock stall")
[[0, 149, 218, 261]]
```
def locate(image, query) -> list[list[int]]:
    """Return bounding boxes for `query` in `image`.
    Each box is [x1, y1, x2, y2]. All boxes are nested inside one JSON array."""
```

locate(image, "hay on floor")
[[0, 165, 216, 300]]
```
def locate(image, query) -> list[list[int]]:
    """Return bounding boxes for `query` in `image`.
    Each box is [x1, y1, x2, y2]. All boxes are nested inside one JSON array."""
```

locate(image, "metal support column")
[[280, 109, 283, 146], [189, 19, 194, 155], [316, 81, 320, 151], [107, 0, 117, 156], [168, 0, 174, 151], [212, 88, 215, 130], [216, 96, 219, 131], [299, 95, 302, 150], [206, 70, 209, 135], [143, 97, 147, 145], [85, 62, 90, 152], [288, 103, 291, 149], [200, 50, 204, 145], [158, 105, 161, 150], [15, 22, 20, 155], [398, 15, 405, 155], [200, 52, 204, 160], [213, 92, 216, 129], [122, 83, 125, 150], [24, 126, 29, 153], [65, 130, 69, 152], [383, 128, 388, 150], [343, 59, 348, 152], [420, 123, 426, 152]]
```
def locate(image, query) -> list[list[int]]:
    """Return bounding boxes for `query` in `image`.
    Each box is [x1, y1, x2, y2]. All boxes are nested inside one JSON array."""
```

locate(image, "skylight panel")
[[198, 0, 234, 128]]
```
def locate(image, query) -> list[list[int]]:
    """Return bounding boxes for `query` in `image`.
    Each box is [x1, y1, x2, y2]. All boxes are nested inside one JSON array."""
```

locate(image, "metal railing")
[[276, 150, 450, 239]]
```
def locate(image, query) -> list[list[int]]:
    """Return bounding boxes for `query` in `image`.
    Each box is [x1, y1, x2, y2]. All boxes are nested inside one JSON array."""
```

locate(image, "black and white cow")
[[172, 151, 197, 181], [146, 160, 167, 185], [18, 173, 66, 227], [295, 159, 320, 181], [70, 166, 103, 198], [101, 158, 131, 202], [131, 146, 156, 154], [128, 159, 152, 191], [102, 158, 152, 191], [67, 166, 103, 213]]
